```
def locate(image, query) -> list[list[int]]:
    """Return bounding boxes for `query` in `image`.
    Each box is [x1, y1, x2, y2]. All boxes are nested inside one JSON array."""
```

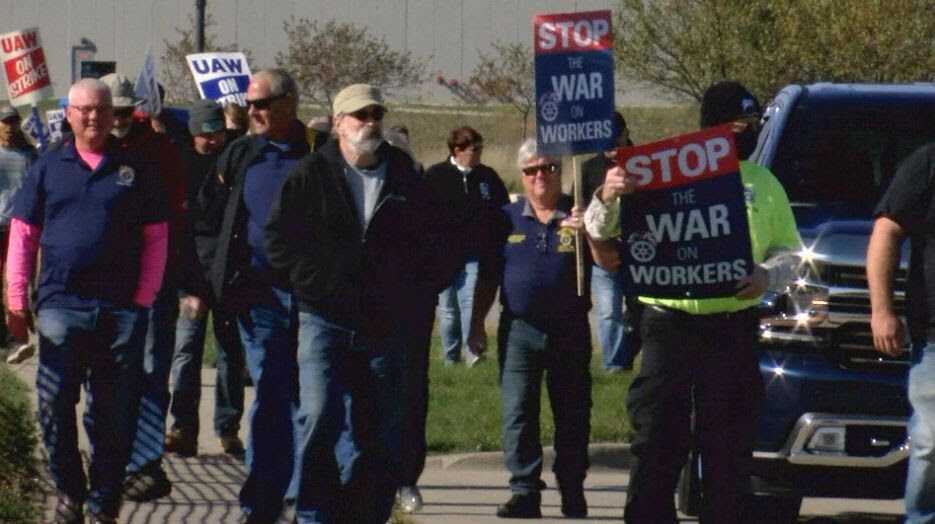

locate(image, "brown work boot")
[[164, 427, 197, 457], [219, 433, 245, 455]]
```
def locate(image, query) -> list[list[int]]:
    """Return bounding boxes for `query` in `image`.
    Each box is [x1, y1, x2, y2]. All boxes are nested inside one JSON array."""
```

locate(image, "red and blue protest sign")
[[186, 52, 251, 106], [534, 10, 615, 156], [618, 125, 753, 298]]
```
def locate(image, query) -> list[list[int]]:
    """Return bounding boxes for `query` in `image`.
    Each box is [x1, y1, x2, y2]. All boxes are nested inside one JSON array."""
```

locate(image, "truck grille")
[[818, 263, 907, 293]]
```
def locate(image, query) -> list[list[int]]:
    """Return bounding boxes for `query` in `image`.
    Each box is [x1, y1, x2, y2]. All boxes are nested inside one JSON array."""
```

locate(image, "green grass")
[[0, 364, 41, 523], [425, 335, 634, 454]]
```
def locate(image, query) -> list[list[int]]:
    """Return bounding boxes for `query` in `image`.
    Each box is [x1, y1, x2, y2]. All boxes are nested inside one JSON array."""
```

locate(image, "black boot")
[[496, 492, 542, 518], [560, 485, 588, 518]]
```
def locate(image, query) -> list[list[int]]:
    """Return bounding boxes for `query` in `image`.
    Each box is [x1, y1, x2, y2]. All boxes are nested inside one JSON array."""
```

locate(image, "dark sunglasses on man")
[[246, 92, 289, 110], [522, 162, 559, 176], [348, 107, 385, 122]]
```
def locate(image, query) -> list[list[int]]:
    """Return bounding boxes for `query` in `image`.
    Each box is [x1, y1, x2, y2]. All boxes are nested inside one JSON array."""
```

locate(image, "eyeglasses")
[[69, 104, 113, 116], [245, 92, 288, 110], [522, 163, 559, 176], [112, 107, 135, 118], [348, 107, 386, 122]]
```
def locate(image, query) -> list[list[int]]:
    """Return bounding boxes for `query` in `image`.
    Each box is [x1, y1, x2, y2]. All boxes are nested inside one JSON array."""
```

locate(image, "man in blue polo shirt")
[[468, 138, 598, 519], [196, 68, 310, 523], [6, 78, 170, 524]]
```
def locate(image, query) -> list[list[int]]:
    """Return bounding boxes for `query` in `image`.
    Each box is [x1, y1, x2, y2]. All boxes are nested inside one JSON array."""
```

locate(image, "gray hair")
[[516, 137, 561, 169], [255, 68, 299, 104], [68, 78, 111, 104]]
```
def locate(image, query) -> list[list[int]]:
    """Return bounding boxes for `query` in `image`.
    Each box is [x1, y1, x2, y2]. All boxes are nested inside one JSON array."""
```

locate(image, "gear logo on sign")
[[627, 232, 657, 263], [539, 92, 560, 123]]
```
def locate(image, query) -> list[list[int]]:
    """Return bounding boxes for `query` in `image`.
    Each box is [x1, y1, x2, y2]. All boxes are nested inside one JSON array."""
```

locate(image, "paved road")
[[9, 361, 904, 523]]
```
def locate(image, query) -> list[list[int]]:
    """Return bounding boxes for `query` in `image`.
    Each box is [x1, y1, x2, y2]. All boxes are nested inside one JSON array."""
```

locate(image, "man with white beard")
[[265, 83, 461, 523], [196, 69, 310, 523]]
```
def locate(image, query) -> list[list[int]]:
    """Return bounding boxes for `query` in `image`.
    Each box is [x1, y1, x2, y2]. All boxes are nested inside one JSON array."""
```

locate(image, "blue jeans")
[[36, 306, 147, 518], [237, 286, 299, 521], [438, 260, 478, 362], [127, 286, 178, 473], [498, 312, 592, 495], [169, 300, 245, 436], [591, 265, 630, 370], [293, 312, 405, 524], [906, 342, 935, 523]]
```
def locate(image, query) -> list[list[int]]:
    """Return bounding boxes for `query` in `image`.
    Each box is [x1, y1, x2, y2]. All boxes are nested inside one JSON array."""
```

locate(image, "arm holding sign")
[[584, 166, 636, 239]]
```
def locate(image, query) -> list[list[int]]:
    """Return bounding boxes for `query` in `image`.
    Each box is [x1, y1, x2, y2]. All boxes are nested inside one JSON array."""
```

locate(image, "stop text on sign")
[[535, 11, 612, 53]]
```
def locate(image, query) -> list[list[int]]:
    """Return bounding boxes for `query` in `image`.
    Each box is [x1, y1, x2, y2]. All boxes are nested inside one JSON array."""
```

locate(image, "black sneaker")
[[123, 461, 172, 502], [560, 486, 588, 518], [54, 494, 84, 524], [496, 492, 541, 519]]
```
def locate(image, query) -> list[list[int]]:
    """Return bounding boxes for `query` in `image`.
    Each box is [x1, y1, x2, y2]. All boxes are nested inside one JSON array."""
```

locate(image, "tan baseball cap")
[[332, 84, 385, 116]]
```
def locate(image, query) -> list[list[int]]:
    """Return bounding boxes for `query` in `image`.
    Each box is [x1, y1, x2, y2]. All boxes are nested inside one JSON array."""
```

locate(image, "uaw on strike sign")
[[0, 28, 53, 106], [534, 10, 615, 156], [619, 125, 753, 298], [187, 52, 251, 106]]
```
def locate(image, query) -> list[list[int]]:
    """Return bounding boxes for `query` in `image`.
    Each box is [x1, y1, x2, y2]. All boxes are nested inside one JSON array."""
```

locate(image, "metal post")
[[196, 0, 206, 52]]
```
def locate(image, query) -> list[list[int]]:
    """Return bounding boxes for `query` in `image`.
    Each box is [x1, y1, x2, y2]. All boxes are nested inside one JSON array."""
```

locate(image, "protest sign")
[[186, 52, 251, 106], [46, 108, 65, 141], [618, 125, 753, 298], [20, 109, 47, 144], [0, 27, 53, 106], [533, 10, 615, 156], [135, 49, 161, 116]]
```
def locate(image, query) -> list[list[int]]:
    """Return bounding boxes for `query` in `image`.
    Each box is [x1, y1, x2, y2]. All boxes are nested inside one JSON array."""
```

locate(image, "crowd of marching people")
[[2, 65, 814, 524]]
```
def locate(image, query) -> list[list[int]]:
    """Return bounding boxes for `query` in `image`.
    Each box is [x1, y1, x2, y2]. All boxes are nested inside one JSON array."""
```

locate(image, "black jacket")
[[264, 139, 463, 338], [194, 122, 311, 311], [423, 160, 510, 259]]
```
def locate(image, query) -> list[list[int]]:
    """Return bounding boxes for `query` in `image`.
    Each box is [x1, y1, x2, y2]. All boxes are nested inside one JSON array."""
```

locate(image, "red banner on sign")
[[534, 10, 612, 54], [0, 27, 53, 105], [617, 125, 740, 192]]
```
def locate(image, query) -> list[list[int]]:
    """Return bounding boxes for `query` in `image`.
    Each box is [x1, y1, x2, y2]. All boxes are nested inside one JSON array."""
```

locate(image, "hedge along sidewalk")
[[0, 362, 41, 523]]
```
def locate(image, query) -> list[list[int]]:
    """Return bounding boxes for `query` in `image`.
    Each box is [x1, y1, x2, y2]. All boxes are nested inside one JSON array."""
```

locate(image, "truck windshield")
[[768, 95, 935, 205]]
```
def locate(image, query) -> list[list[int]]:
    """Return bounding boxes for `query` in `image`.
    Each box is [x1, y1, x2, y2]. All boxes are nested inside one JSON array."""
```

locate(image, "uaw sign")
[[46, 108, 65, 142], [618, 125, 753, 298], [534, 10, 614, 156], [0, 27, 53, 106], [187, 52, 251, 106]]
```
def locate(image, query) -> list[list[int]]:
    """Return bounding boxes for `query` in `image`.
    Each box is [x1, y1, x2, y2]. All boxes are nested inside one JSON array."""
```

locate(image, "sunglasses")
[[245, 92, 289, 110], [522, 163, 559, 176], [113, 107, 135, 118], [466, 144, 484, 152], [348, 107, 386, 122]]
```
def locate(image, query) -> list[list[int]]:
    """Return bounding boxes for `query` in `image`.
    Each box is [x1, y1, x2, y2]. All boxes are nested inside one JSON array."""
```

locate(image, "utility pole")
[[196, 0, 206, 52]]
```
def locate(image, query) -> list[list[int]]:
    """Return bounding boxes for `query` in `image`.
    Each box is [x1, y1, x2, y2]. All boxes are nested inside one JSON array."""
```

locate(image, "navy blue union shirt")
[[487, 194, 591, 331], [12, 139, 170, 309]]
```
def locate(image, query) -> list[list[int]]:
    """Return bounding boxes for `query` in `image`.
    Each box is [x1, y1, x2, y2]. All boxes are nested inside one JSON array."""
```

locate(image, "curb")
[[425, 443, 632, 471]]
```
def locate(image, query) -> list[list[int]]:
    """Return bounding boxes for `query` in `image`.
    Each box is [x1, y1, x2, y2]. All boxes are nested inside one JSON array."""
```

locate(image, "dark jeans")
[[36, 306, 147, 518], [128, 285, 178, 473], [292, 312, 406, 524], [169, 301, 245, 436], [237, 286, 299, 521], [624, 305, 762, 524], [497, 312, 592, 495], [399, 301, 434, 487]]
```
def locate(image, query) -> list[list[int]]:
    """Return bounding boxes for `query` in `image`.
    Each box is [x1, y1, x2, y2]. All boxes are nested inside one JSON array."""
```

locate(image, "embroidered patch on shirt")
[[558, 226, 576, 252], [508, 233, 526, 243], [117, 165, 135, 186]]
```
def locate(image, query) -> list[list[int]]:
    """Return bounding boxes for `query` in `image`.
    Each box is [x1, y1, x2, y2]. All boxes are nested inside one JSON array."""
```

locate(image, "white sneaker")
[[5, 342, 36, 365], [465, 351, 485, 368], [398, 485, 423, 513]]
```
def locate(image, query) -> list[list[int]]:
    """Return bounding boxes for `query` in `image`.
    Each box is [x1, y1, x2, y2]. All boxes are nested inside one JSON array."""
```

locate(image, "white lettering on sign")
[[550, 72, 603, 102], [539, 119, 613, 143], [629, 259, 748, 286], [644, 204, 731, 242], [8, 62, 49, 97], [625, 137, 731, 186], [537, 19, 610, 50]]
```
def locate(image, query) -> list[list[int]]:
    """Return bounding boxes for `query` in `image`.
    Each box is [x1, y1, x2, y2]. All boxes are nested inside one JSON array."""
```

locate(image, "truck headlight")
[[761, 281, 829, 327], [806, 426, 846, 454]]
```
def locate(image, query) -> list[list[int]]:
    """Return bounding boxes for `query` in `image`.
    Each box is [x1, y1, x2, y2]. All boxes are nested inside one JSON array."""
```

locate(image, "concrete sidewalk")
[[9, 361, 905, 523]]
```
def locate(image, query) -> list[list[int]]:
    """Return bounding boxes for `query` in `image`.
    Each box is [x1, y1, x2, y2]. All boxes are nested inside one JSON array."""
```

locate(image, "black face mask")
[[734, 126, 759, 160]]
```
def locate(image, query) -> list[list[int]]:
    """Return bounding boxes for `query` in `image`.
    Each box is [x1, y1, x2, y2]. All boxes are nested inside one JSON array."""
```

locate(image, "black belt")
[[646, 304, 756, 320]]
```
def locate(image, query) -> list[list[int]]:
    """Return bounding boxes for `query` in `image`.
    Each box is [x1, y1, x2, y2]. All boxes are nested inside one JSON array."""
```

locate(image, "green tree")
[[277, 18, 427, 108], [465, 42, 536, 139], [161, 13, 254, 104], [615, 0, 934, 103]]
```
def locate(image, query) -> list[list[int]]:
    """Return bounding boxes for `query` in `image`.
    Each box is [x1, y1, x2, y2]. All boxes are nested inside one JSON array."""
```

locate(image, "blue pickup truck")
[[678, 83, 935, 520]]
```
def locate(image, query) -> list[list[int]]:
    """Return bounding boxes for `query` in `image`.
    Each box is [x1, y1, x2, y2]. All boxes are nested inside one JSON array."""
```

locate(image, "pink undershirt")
[[5, 149, 169, 309]]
